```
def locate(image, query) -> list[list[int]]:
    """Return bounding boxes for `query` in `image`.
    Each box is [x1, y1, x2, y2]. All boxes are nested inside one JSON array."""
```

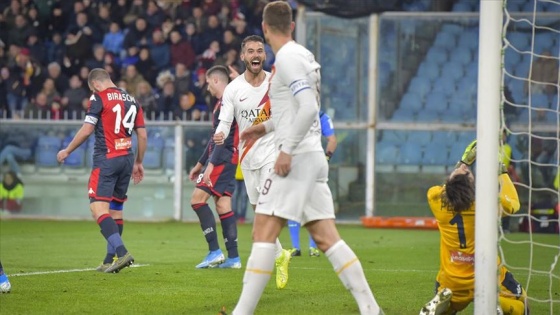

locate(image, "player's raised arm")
[[214, 84, 236, 145]]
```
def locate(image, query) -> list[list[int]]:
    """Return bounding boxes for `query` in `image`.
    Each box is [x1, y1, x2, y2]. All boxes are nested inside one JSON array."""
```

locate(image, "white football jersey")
[[269, 41, 323, 155], [219, 71, 276, 170]]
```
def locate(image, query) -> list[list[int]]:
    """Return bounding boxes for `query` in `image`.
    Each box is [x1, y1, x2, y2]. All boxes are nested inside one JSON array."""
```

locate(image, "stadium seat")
[[375, 142, 399, 165], [409, 76, 433, 100], [432, 76, 456, 97], [441, 24, 464, 36], [415, 110, 440, 122], [392, 108, 415, 121], [425, 91, 448, 113], [522, 0, 546, 12], [425, 47, 448, 66], [399, 92, 423, 112], [417, 61, 440, 83], [144, 134, 165, 170], [382, 130, 407, 143], [431, 131, 457, 147], [530, 93, 550, 109], [422, 142, 449, 165], [452, 2, 472, 12], [61, 136, 86, 168], [504, 46, 522, 70], [407, 131, 432, 146], [507, 32, 530, 51], [546, 1, 560, 12], [440, 62, 464, 82], [449, 48, 472, 67], [398, 142, 423, 165], [506, 0, 521, 12], [457, 30, 478, 51], [35, 136, 62, 168], [433, 32, 457, 51]]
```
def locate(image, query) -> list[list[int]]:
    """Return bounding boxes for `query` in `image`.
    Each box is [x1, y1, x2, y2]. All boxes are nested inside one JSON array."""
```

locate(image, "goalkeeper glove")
[[455, 139, 477, 168]]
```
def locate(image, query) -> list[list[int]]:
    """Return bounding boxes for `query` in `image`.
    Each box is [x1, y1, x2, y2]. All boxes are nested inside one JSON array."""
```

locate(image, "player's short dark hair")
[[206, 65, 230, 83], [442, 173, 475, 213], [241, 35, 265, 52], [88, 68, 111, 86], [263, 1, 292, 35]]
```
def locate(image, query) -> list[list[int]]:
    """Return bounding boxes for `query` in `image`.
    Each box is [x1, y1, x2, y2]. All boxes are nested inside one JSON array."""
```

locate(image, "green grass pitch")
[[0, 220, 558, 314]]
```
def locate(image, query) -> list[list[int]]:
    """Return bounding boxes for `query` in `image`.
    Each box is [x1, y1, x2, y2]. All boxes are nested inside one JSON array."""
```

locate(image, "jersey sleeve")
[[499, 173, 520, 215], [84, 93, 102, 125], [134, 104, 146, 129], [218, 84, 235, 124], [427, 185, 444, 215], [320, 113, 335, 137]]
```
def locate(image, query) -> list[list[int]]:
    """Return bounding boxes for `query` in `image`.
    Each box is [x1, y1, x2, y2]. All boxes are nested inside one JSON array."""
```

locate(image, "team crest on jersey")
[[114, 137, 132, 150]]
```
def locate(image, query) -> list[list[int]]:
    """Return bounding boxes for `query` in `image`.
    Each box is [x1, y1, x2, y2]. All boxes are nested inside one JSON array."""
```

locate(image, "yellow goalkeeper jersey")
[[427, 173, 520, 290]]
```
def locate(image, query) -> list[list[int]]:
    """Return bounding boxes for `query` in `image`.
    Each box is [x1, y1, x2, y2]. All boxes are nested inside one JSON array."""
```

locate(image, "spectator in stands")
[[191, 67, 210, 115], [123, 17, 149, 49], [3, 0, 21, 28], [8, 14, 32, 46], [528, 50, 559, 97], [74, 12, 102, 45], [24, 91, 49, 119], [78, 66, 91, 85], [111, 0, 129, 25], [64, 27, 92, 66], [160, 17, 175, 40], [39, 77, 60, 105], [26, 32, 46, 66], [123, 0, 146, 27], [169, 30, 196, 69], [136, 46, 157, 86], [157, 80, 179, 119], [123, 64, 145, 96], [222, 29, 240, 54], [85, 45, 106, 70], [2, 66, 26, 118], [174, 63, 192, 96], [216, 48, 244, 74], [46, 32, 64, 65], [27, 7, 46, 42], [17, 47, 44, 99], [149, 28, 170, 71], [93, 4, 112, 35], [103, 22, 125, 56], [50, 96, 63, 120], [200, 15, 223, 52], [184, 22, 204, 55], [0, 41, 6, 68], [200, 40, 220, 69], [144, 0, 165, 29], [0, 133, 35, 176], [121, 45, 140, 68], [187, 6, 207, 35], [135, 81, 158, 120], [47, 3, 67, 35], [202, 0, 222, 16], [0, 171, 24, 213], [61, 75, 88, 117], [174, 92, 198, 121]]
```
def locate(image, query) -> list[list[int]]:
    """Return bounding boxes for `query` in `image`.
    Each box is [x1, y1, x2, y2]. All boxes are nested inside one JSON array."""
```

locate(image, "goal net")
[[501, 0, 560, 313]]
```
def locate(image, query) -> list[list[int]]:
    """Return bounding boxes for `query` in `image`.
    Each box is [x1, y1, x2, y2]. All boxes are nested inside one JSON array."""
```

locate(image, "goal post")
[[475, 0, 503, 313]]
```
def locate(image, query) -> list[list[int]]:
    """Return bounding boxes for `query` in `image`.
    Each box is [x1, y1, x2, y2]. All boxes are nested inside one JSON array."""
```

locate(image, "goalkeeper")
[[419, 140, 528, 315]]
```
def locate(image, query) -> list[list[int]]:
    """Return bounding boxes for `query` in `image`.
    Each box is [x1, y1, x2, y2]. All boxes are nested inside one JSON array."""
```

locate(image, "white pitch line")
[[10, 264, 149, 277]]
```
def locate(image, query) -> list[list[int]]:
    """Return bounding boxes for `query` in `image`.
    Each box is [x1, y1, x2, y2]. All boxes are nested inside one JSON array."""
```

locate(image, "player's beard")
[[244, 58, 263, 75]]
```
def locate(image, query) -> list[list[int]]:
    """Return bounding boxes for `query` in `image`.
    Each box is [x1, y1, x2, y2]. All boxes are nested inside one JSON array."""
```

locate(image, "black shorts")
[[88, 154, 134, 203], [196, 162, 236, 197]]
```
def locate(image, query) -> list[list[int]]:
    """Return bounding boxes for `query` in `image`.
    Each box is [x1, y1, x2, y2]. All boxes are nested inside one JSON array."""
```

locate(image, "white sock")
[[326, 240, 381, 315], [274, 238, 283, 259], [232, 242, 276, 315]]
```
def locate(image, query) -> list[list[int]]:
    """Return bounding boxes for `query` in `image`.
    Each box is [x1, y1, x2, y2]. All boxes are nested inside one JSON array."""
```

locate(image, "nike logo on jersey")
[[239, 97, 248, 102]]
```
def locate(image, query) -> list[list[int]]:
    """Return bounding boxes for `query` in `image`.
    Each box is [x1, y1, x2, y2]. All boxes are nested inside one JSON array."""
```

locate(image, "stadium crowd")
[[0, 0, 285, 120]]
